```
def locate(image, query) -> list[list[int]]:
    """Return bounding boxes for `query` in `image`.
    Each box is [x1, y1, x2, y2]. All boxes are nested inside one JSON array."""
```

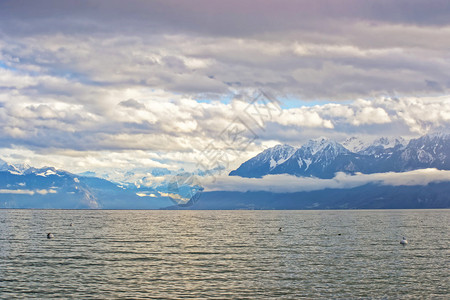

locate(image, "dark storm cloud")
[[1, 0, 449, 100], [1, 0, 450, 37]]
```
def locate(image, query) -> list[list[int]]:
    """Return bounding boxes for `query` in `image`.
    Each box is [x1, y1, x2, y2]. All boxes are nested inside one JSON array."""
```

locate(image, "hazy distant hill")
[[0, 164, 173, 209], [170, 182, 450, 210]]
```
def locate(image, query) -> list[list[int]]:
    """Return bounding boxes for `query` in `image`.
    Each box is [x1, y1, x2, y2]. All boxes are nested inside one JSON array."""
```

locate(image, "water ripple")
[[0, 209, 449, 299]]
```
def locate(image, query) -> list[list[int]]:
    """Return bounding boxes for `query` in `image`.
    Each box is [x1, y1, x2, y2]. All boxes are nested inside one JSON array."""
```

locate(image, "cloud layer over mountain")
[[205, 169, 450, 193]]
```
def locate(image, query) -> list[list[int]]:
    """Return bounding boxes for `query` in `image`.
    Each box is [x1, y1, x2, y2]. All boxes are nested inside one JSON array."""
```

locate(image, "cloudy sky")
[[1, 0, 450, 178]]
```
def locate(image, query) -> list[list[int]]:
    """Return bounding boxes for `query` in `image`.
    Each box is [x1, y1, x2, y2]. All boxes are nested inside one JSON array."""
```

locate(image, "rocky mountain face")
[[228, 144, 296, 178], [230, 133, 450, 179]]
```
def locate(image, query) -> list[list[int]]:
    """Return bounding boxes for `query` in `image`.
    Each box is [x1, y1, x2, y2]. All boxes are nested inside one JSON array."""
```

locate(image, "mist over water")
[[1, 209, 448, 298]]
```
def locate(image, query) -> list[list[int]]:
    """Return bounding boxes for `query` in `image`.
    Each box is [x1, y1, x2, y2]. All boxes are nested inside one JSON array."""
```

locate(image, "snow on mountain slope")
[[0, 160, 33, 175], [301, 137, 349, 158], [229, 144, 296, 178], [373, 137, 406, 149], [359, 137, 407, 156], [342, 136, 406, 154], [397, 132, 450, 169], [267, 144, 297, 169], [230, 133, 450, 179], [341, 136, 371, 153], [269, 138, 352, 178], [303, 137, 348, 156]]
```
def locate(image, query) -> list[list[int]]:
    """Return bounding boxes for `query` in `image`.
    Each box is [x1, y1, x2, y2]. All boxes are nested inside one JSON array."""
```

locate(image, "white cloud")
[[275, 108, 334, 128], [1, 91, 450, 175], [136, 192, 157, 197], [351, 106, 391, 126], [0, 188, 57, 195], [0, 68, 37, 89], [204, 169, 450, 193]]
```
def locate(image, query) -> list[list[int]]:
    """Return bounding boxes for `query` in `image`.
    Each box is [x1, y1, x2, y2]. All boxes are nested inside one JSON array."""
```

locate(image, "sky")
[[1, 0, 450, 181]]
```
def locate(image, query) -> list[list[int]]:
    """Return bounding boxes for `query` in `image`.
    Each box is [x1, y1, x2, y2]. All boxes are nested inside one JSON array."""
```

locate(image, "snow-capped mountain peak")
[[342, 136, 371, 153], [264, 144, 295, 153], [0, 162, 32, 175], [230, 133, 450, 179], [301, 137, 348, 156], [13, 163, 32, 173], [228, 144, 296, 177], [260, 144, 296, 169], [371, 137, 406, 149], [303, 137, 329, 155], [258, 144, 295, 159], [342, 136, 407, 154]]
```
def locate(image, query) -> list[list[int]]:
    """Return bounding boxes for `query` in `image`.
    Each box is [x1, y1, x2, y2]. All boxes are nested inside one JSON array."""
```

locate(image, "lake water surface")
[[0, 209, 449, 299]]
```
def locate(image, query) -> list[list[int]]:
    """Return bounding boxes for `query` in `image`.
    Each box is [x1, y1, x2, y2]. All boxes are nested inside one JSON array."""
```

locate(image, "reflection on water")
[[0, 209, 449, 298]]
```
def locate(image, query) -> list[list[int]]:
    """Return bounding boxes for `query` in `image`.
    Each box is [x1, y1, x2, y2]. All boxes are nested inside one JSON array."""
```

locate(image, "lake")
[[0, 209, 448, 299]]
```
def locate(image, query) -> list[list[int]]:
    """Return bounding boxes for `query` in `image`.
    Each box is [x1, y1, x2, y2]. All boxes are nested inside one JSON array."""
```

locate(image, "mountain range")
[[229, 133, 450, 179], [1, 133, 450, 209], [0, 160, 175, 209]]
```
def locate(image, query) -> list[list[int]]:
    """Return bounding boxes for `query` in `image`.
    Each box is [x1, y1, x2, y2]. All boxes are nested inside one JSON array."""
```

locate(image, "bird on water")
[[47, 233, 54, 239], [400, 237, 408, 245]]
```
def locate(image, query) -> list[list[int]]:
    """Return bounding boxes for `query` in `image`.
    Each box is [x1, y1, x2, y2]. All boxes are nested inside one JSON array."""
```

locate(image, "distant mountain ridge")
[[230, 133, 450, 179], [0, 162, 174, 209], [2, 132, 450, 209], [170, 182, 450, 210]]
